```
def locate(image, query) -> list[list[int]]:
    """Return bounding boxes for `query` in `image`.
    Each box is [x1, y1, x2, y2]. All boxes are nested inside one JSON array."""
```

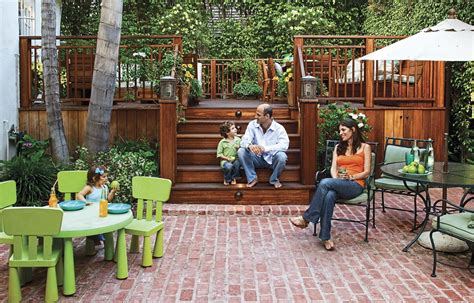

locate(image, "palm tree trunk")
[[41, 0, 70, 163], [85, 0, 123, 153]]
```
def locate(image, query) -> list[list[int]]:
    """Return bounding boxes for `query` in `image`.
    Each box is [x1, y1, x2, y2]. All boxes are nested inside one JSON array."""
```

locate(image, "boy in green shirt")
[[216, 121, 241, 185]]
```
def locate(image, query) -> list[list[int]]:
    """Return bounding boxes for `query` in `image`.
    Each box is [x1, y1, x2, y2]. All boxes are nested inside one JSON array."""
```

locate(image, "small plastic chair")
[[57, 170, 88, 200], [0, 180, 17, 249], [57, 170, 98, 255], [2, 207, 63, 302], [125, 176, 172, 267]]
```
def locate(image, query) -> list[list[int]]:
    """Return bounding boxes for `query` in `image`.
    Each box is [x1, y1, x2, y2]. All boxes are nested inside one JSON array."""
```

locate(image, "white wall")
[[0, 0, 20, 161]]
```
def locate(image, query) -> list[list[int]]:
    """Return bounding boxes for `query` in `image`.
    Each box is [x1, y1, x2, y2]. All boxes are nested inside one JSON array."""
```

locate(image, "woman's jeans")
[[303, 178, 363, 241], [222, 160, 241, 182]]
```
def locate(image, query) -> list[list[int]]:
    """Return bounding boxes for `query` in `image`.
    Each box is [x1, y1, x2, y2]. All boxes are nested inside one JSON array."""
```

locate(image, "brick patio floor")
[[0, 189, 472, 302]]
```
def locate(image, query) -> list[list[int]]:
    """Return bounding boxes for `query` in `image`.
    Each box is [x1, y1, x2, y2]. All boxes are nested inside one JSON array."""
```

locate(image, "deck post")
[[299, 98, 318, 185], [159, 99, 177, 183], [434, 61, 445, 108], [210, 60, 217, 99], [364, 38, 375, 108], [19, 37, 32, 109]]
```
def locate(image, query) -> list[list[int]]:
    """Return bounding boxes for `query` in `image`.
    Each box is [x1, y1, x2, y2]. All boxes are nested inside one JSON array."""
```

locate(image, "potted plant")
[[177, 63, 196, 107]]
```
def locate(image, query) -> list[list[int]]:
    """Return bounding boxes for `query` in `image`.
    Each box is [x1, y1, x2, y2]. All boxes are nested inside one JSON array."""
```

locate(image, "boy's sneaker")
[[231, 179, 237, 185], [224, 180, 230, 186]]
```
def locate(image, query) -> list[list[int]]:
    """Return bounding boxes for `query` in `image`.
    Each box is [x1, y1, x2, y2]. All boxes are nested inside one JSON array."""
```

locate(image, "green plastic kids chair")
[[125, 176, 172, 267], [0, 180, 17, 249], [2, 207, 63, 302]]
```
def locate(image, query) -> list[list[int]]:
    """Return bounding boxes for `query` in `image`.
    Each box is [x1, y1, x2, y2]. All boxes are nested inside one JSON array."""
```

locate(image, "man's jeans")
[[303, 178, 363, 241], [222, 160, 241, 182], [237, 148, 287, 184]]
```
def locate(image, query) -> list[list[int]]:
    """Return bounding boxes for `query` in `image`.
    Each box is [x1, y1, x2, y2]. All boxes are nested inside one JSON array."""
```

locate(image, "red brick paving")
[[0, 188, 472, 302]]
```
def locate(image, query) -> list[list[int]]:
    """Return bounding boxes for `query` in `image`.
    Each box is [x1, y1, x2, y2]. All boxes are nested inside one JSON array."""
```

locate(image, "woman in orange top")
[[290, 118, 371, 250]]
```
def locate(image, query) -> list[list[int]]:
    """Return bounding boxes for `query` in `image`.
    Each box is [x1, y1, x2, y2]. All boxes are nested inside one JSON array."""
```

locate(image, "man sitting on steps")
[[238, 103, 289, 189]]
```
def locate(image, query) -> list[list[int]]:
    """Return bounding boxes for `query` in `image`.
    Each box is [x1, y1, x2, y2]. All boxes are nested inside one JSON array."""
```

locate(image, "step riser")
[[185, 108, 291, 120], [177, 151, 300, 165], [178, 121, 298, 134], [177, 138, 301, 149], [176, 169, 300, 183], [170, 189, 310, 204]]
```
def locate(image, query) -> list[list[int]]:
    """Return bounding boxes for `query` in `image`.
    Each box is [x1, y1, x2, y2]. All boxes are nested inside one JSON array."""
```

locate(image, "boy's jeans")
[[222, 160, 240, 182]]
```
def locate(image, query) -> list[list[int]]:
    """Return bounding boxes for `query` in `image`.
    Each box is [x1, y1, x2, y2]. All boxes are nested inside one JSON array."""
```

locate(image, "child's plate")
[[59, 200, 86, 211], [108, 203, 131, 214]]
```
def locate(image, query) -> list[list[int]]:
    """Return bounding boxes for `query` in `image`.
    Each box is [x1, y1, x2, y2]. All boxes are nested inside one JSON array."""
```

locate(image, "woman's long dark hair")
[[336, 118, 365, 156]]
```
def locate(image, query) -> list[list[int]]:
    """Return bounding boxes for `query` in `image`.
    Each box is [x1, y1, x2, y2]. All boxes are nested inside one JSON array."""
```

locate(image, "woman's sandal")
[[289, 216, 309, 229], [322, 240, 335, 251]]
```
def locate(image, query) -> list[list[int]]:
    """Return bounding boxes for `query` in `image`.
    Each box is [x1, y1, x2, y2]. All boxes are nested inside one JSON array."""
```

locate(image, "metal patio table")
[[380, 162, 474, 252]]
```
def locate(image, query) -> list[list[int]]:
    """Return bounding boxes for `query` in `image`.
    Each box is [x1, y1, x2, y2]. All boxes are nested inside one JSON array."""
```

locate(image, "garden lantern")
[[160, 76, 177, 100], [300, 76, 317, 99]]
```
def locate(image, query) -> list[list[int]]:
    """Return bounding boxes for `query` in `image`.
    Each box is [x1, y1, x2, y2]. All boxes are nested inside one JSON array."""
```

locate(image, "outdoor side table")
[[54, 203, 133, 295], [380, 162, 474, 252]]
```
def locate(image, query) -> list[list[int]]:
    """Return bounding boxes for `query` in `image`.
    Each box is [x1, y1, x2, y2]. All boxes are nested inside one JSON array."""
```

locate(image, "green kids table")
[[55, 202, 133, 295]]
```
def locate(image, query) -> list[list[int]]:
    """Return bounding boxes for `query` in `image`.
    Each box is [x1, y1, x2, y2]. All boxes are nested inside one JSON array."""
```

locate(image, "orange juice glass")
[[99, 199, 108, 217]]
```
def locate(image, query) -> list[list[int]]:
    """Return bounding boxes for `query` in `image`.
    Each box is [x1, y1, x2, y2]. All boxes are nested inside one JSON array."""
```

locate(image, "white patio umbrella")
[[360, 15, 474, 61], [360, 10, 474, 172]]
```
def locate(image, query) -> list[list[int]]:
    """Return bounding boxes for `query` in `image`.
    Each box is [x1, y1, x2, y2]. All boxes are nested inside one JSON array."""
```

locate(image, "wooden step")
[[177, 134, 300, 149], [184, 107, 291, 120], [170, 182, 313, 204], [178, 119, 298, 134], [177, 148, 300, 165], [176, 165, 300, 183]]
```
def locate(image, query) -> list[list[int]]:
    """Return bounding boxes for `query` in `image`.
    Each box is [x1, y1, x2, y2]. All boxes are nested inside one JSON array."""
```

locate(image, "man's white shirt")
[[240, 119, 289, 165]]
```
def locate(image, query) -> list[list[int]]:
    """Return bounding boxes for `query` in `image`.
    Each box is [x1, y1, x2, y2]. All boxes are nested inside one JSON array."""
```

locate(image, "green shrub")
[[72, 139, 159, 204], [233, 81, 262, 98], [318, 103, 372, 152], [1, 156, 57, 206]]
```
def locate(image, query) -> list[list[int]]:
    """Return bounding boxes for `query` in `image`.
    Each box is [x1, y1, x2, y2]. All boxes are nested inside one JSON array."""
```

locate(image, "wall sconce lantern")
[[160, 76, 177, 100], [300, 76, 317, 99]]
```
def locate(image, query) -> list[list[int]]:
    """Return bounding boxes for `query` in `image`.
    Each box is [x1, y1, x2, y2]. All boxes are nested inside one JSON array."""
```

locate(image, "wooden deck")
[[17, 34, 448, 204]]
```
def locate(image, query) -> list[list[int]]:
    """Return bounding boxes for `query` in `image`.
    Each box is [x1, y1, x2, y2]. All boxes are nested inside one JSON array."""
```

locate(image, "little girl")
[[77, 165, 118, 246], [77, 165, 117, 203]]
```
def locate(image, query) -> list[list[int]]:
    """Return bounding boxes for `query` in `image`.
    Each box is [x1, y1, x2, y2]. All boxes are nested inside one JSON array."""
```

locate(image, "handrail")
[[170, 44, 180, 78], [293, 35, 441, 108], [297, 46, 305, 77]]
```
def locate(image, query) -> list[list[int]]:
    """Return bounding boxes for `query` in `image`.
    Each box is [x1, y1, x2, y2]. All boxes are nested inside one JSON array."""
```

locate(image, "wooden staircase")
[[169, 101, 314, 204]]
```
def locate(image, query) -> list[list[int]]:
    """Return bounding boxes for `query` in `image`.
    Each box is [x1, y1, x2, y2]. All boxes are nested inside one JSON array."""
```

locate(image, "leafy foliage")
[[60, 1, 366, 58], [153, 3, 212, 56], [1, 157, 57, 206], [1, 135, 57, 206], [72, 139, 159, 204], [318, 103, 372, 152], [233, 81, 262, 98]]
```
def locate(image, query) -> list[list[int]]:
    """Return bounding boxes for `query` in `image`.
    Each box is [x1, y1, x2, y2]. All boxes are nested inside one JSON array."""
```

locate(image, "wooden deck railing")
[[293, 35, 445, 108], [198, 59, 240, 99], [19, 35, 182, 108]]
